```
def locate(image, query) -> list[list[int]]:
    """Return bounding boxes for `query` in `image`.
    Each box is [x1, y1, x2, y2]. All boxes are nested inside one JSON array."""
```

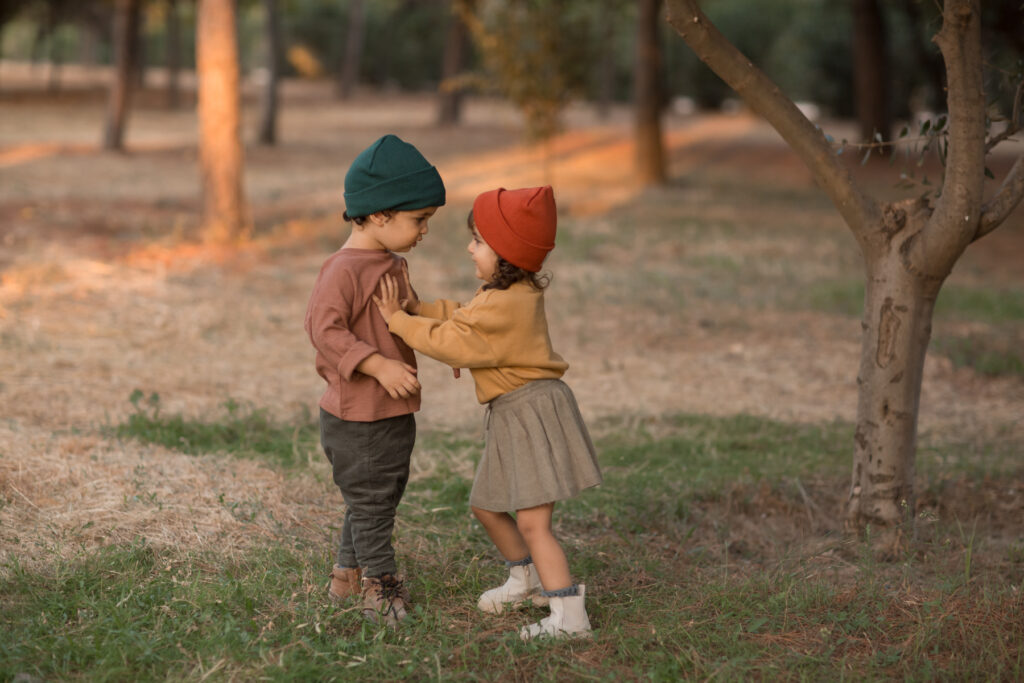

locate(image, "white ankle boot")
[[519, 584, 592, 640], [477, 563, 549, 614]]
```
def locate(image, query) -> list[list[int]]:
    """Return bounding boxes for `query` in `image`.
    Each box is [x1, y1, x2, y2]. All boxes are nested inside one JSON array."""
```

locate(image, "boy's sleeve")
[[418, 298, 463, 321], [387, 295, 498, 368], [305, 269, 378, 381]]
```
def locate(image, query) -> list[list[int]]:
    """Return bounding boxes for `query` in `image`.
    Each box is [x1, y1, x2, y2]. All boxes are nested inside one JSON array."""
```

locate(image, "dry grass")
[[1, 82, 1022, 578]]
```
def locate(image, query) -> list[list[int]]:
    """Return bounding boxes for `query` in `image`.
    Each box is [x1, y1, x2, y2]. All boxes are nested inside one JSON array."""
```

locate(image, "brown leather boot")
[[360, 573, 411, 627], [328, 565, 362, 602]]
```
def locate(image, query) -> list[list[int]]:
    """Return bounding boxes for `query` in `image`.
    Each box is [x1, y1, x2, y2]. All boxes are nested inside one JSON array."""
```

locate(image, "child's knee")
[[515, 515, 546, 541]]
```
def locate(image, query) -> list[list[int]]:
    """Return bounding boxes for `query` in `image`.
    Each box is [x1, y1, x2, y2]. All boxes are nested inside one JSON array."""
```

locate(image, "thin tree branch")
[[984, 79, 1023, 153], [923, 0, 986, 269], [663, 0, 881, 252], [977, 155, 1024, 241]]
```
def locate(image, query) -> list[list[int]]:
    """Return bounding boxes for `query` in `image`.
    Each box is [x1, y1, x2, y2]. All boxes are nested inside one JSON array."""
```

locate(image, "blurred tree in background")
[[197, 0, 248, 243], [635, 0, 666, 185], [3, 0, 1020, 134], [102, 0, 140, 150], [455, 0, 595, 140]]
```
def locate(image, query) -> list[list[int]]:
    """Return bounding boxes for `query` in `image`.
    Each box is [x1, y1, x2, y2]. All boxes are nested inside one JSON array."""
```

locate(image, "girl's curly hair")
[[468, 210, 550, 291]]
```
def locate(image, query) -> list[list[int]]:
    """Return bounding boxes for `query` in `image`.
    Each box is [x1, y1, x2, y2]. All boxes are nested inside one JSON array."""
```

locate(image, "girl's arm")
[[418, 298, 463, 321], [375, 275, 497, 368]]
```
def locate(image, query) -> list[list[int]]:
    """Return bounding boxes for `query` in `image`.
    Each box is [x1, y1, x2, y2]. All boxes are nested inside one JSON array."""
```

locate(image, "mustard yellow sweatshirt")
[[386, 281, 568, 404]]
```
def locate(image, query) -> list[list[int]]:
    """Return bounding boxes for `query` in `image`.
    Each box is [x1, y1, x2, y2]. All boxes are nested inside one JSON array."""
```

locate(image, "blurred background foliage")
[[0, 0, 1021, 118]]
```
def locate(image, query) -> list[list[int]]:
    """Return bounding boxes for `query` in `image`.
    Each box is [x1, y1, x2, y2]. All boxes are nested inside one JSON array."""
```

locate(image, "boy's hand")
[[373, 358, 421, 399], [372, 274, 404, 323], [358, 353, 420, 399]]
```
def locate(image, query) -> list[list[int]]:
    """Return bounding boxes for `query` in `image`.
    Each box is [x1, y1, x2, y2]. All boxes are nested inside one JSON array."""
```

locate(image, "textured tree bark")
[[635, 0, 667, 185], [665, 0, 1023, 543], [845, 200, 939, 549], [197, 0, 249, 243]]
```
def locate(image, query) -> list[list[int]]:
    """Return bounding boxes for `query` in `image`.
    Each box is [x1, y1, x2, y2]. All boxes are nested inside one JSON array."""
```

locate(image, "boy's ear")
[[367, 212, 391, 226]]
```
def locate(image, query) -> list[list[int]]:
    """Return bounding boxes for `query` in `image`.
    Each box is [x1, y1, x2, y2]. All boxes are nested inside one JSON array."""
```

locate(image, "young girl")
[[373, 185, 602, 639]]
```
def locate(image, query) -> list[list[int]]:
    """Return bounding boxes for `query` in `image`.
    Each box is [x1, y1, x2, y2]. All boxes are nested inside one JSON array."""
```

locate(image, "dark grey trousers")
[[319, 408, 415, 577]]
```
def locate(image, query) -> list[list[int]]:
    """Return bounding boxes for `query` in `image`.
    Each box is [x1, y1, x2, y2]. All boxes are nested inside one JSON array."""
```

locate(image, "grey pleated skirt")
[[470, 379, 603, 512]]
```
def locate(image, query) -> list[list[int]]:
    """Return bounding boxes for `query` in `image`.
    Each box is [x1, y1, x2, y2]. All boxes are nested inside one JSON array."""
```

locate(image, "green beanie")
[[344, 134, 446, 217]]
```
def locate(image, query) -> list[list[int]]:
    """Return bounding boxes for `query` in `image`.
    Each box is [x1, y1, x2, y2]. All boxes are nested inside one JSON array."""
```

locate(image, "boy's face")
[[368, 207, 437, 252]]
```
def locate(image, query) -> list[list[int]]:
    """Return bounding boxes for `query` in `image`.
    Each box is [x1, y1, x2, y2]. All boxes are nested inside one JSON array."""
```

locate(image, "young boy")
[[305, 134, 445, 627]]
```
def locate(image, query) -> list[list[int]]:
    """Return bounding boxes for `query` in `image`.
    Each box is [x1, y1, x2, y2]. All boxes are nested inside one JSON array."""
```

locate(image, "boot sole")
[[520, 626, 593, 640], [477, 592, 550, 614]]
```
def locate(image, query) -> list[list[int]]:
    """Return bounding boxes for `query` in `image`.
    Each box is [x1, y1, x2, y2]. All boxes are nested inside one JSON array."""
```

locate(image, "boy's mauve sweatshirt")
[[305, 248, 419, 421], [386, 281, 568, 404]]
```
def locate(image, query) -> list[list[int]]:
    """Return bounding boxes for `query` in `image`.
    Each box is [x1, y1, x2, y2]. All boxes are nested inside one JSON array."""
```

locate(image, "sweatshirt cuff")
[[387, 310, 412, 335], [337, 342, 377, 381]]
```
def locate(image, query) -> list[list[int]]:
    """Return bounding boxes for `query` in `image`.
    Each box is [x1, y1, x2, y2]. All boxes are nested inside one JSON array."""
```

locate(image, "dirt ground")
[[1, 69, 1022, 569]]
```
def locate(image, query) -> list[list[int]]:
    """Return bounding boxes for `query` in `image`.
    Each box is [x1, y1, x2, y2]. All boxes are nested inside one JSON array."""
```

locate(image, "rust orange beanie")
[[472, 186, 556, 273]]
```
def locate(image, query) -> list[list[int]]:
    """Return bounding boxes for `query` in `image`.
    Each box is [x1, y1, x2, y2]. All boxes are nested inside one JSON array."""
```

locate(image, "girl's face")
[[468, 225, 500, 282]]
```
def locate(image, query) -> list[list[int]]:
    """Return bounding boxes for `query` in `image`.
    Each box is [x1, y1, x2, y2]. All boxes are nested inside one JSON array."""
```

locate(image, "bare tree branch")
[[977, 155, 1024, 241], [664, 0, 881, 253], [984, 79, 1023, 153], [921, 0, 986, 271]]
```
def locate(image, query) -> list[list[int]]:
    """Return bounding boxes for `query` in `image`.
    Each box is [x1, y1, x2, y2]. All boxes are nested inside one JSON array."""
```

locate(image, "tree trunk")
[[337, 0, 365, 99], [103, 0, 140, 151], [166, 0, 182, 109], [46, 19, 62, 93], [197, 0, 249, 243], [258, 0, 281, 145], [852, 0, 891, 145], [635, 0, 666, 185], [664, 0, 1023, 544], [437, 8, 468, 127], [132, 5, 146, 89], [596, 15, 616, 121], [845, 200, 939, 549]]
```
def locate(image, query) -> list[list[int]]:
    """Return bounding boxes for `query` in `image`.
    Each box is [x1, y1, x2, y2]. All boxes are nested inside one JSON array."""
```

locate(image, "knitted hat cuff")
[[473, 186, 556, 272], [344, 165, 446, 218]]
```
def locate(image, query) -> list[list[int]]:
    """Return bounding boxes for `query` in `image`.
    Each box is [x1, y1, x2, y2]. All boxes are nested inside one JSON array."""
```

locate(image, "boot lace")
[[379, 574, 408, 602]]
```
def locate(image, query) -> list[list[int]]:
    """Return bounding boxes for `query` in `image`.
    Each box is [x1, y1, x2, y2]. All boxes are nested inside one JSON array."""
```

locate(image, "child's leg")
[[515, 503, 571, 591], [471, 506, 529, 561], [472, 505, 549, 613], [516, 502, 592, 639], [337, 507, 357, 568], [323, 412, 415, 578]]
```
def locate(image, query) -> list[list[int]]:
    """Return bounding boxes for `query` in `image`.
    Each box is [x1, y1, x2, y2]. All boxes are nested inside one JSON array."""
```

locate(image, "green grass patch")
[[935, 286, 1024, 323], [111, 390, 319, 468], [577, 415, 852, 538], [803, 279, 865, 317], [803, 280, 1024, 324], [931, 333, 1024, 377], [28, 406, 1018, 680]]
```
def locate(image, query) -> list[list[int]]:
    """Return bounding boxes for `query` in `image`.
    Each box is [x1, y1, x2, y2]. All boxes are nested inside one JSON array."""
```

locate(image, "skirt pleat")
[[470, 379, 602, 512]]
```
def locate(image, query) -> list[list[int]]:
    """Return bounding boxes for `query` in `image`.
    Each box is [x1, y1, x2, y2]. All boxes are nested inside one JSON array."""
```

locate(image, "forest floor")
[[1, 70, 1022, 678]]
